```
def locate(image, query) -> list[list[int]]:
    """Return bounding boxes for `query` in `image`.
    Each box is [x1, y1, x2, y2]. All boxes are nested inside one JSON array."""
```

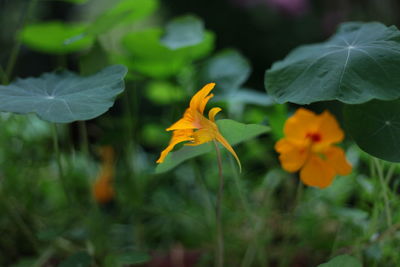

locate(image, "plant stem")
[[213, 140, 224, 267], [2, 0, 38, 84], [51, 123, 71, 203], [78, 121, 89, 156], [373, 158, 392, 227]]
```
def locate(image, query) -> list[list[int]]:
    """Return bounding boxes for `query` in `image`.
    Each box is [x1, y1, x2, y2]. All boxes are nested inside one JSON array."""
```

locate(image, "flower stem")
[[51, 123, 71, 203], [373, 158, 392, 227], [78, 121, 89, 156], [213, 140, 224, 267]]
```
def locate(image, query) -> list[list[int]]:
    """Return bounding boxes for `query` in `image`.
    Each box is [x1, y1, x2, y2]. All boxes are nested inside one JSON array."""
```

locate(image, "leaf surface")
[[265, 22, 400, 104], [0, 65, 127, 123]]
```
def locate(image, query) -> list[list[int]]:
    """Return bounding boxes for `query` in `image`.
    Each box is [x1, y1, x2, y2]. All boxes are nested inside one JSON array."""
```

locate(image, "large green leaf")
[[161, 15, 205, 49], [265, 22, 400, 104], [122, 28, 214, 78], [317, 255, 362, 267], [155, 119, 270, 173], [200, 49, 251, 92], [0, 65, 127, 123], [19, 21, 94, 54], [87, 0, 158, 35], [344, 99, 400, 162]]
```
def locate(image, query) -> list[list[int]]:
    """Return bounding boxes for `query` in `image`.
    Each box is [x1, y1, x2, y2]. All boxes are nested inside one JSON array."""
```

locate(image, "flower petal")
[[300, 155, 336, 188], [323, 146, 352, 175], [156, 129, 194, 163], [166, 109, 197, 131], [189, 83, 215, 114], [208, 107, 222, 122], [215, 132, 242, 172], [284, 108, 319, 141], [275, 139, 308, 172], [317, 111, 344, 145]]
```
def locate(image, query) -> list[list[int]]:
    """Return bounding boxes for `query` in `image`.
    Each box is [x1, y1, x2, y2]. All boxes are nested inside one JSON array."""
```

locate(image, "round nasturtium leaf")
[[122, 28, 214, 78], [199, 49, 251, 92], [265, 22, 400, 104], [344, 99, 400, 162], [19, 21, 94, 54], [0, 65, 127, 123], [161, 15, 205, 49]]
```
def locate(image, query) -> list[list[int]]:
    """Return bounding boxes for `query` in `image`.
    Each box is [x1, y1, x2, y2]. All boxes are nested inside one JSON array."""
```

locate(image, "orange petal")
[[156, 130, 194, 163], [166, 109, 197, 131], [323, 146, 352, 175], [215, 132, 242, 172], [189, 128, 214, 145], [275, 139, 308, 172], [300, 155, 336, 188], [208, 107, 222, 122], [317, 111, 344, 145], [189, 83, 216, 114], [284, 108, 319, 141]]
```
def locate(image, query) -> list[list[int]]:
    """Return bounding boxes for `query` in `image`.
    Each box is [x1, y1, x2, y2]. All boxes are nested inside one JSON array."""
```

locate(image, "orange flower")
[[93, 146, 115, 203], [275, 108, 352, 188], [156, 83, 241, 171]]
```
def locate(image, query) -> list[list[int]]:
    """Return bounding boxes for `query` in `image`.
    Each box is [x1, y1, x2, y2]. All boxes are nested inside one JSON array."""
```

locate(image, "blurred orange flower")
[[275, 108, 351, 188], [156, 83, 241, 171], [93, 146, 115, 203]]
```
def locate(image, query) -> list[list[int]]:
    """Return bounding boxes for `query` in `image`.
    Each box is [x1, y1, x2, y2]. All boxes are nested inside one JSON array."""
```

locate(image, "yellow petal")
[[284, 108, 319, 142], [323, 146, 352, 175], [189, 83, 216, 114], [156, 129, 194, 163], [300, 155, 336, 188], [215, 132, 242, 172], [189, 128, 214, 145], [208, 107, 222, 122], [275, 138, 309, 172], [166, 109, 197, 131], [317, 111, 344, 145]]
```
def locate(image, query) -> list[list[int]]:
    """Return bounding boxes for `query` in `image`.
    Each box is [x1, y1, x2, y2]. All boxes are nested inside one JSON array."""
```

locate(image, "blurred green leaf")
[[87, 0, 158, 35], [105, 252, 150, 267], [19, 21, 94, 54], [61, 0, 88, 3], [59, 252, 92, 267], [155, 119, 270, 173], [145, 81, 185, 104], [122, 28, 214, 78], [265, 22, 400, 104], [317, 255, 362, 267], [161, 15, 205, 49], [344, 99, 400, 162], [0, 65, 127, 123], [200, 49, 251, 92]]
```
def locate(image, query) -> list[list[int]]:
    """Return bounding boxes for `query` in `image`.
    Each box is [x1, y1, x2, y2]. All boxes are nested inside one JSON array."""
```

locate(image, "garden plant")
[[0, 0, 399, 266]]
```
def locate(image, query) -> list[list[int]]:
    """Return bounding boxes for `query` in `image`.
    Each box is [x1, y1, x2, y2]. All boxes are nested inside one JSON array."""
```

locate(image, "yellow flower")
[[93, 146, 115, 204], [275, 108, 352, 188], [156, 83, 241, 171]]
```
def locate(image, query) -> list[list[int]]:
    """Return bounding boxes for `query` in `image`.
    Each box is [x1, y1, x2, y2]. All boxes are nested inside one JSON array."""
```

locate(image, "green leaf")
[[59, 252, 92, 267], [161, 15, 205, 49], [122, 28, 214, 78], [344, 99, 400, 162], [265, 22, 400, 104], [19, 21, 94, 54], [0, 65, 127, 123], [200, 49, 251, 92], [105, 252, 150, 267], [155, 119, 270, 173], [61, 0, 88, 3], [317, 255, 362, 267], [87, 0, 158, 35]]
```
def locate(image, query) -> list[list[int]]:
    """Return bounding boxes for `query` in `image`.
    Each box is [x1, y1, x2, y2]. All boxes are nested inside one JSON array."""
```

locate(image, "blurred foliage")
[[0, 0, 399, 266]]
